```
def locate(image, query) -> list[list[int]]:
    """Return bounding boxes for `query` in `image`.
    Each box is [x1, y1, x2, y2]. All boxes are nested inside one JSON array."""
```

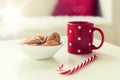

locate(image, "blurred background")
[[0, 0, 119, 46]]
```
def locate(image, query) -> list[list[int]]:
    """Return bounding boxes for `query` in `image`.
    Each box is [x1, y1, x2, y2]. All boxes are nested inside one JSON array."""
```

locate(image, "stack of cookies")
[[23, 32, 61, 46]]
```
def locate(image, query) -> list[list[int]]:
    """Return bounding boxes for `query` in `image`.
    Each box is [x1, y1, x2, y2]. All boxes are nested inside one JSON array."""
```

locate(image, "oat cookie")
[[42, 40, 60, 46], [23, 37, 42, 44], [46, 32, 60, 42]]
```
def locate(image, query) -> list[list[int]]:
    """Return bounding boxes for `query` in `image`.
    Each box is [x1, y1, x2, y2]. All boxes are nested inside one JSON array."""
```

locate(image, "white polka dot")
[[89, 43, 91, 46], [78, 26, 81, 29], [89, 30, 92, 33], [77, 49, 81, 53], [69, 30, 72, 33], [77, 37, 81, 41], [69, 42, 72, 46]]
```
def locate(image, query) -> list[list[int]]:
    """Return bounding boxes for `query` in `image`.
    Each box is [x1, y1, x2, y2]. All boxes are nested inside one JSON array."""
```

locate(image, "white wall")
[[0, 0, 57, 16], [112, 0, 120, 46]]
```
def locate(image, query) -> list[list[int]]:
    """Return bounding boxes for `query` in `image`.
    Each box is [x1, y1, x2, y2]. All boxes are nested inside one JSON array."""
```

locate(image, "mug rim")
[[68, 21, 93, 25]]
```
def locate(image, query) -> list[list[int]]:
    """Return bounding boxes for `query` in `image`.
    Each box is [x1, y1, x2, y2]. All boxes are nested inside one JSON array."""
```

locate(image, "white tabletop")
[[0, 37, 120, 80]]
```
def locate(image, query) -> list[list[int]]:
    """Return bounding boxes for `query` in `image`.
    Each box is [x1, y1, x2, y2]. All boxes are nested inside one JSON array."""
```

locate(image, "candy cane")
[[57, 54, 97, 75]]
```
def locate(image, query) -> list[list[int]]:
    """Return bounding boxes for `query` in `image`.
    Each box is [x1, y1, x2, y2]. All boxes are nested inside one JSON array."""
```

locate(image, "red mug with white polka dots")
[[67, 21, 104, 55]]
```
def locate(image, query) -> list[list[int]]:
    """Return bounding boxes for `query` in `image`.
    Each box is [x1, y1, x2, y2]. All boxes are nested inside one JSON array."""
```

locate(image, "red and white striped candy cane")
[[57, 54, 97, 75]]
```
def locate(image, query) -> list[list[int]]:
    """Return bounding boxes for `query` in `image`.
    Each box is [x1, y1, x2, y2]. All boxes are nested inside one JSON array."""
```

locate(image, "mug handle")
[[90, 27, 104, 50]]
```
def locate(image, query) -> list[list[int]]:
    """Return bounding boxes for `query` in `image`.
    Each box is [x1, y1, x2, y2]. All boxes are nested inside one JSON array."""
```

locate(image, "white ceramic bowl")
[[18, 40, 64, 59]]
